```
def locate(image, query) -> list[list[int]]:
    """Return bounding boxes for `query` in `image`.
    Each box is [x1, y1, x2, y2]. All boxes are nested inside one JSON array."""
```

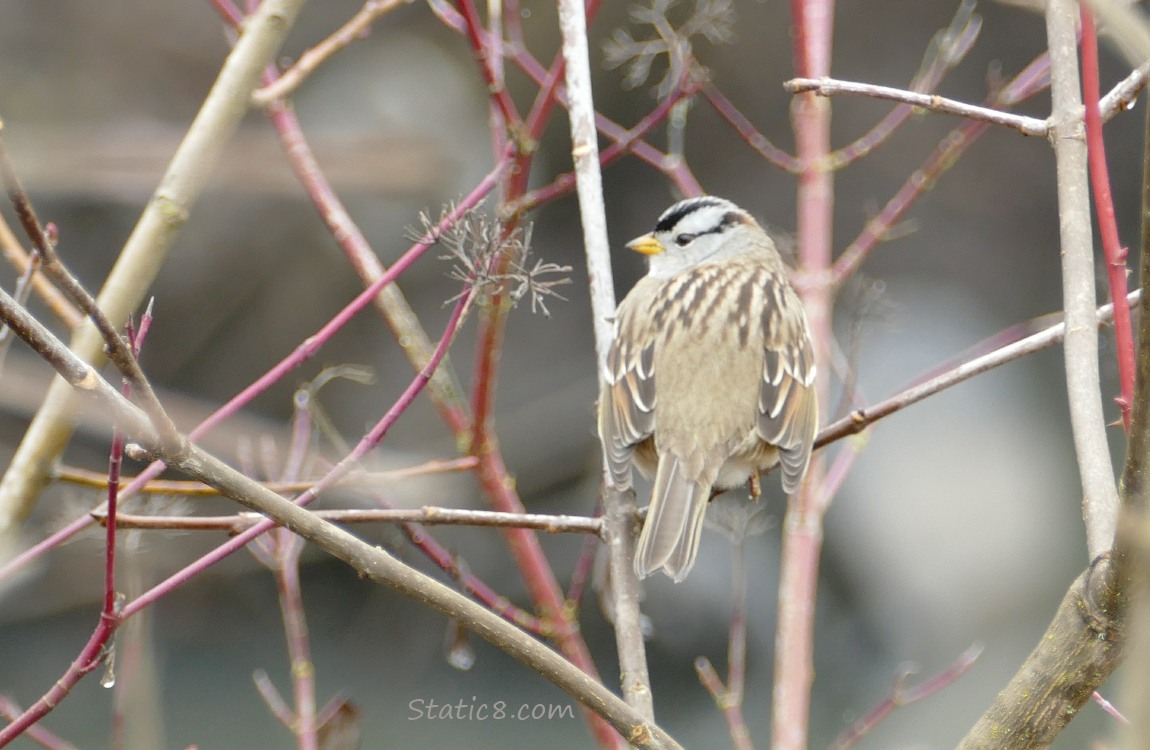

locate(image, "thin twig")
[[815, 290, 1142, 449], [693, 537, 754, 750], [1047, 0, 1121, 559], [0, 282, 683, 750], [694, 656, 753, 750], [0, 0, 311, 532], [559, 0, 653, 723], [253, 669, 296, 728], [828, 644, 983, 750], [0, 212, 81, 329], [0, 695, 79, 750], [250, 22, 471, 436], [253, 0, 409, 105], [1081, 6, 1136, 431], [0, 130, 184, 454], [829, 52, 1053, 288], [0, 162, 504, 590], [702, 82, 801, 172], [94, 506, 604, 534], [785, 77, 1049, 136], [59, 456, 478, 496], [786, 63, 1149, 154]]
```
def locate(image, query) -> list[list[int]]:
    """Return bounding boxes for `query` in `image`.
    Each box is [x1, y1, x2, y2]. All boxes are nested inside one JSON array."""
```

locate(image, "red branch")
[[1080, 6, 1135, 431]]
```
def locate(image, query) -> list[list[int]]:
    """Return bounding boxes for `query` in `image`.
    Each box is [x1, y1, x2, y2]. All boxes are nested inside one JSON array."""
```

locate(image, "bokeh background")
[[0, 0, 1143, 747]]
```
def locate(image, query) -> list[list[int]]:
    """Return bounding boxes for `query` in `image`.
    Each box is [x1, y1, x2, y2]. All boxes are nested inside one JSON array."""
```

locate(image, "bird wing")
[[598, 285, 658, 490], [756, 273, 818, 494]]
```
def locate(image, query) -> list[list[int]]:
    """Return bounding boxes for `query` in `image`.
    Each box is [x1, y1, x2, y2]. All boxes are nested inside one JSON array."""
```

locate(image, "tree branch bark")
[[1046, 0, 1121, 559], [0, 0, 311, 532]]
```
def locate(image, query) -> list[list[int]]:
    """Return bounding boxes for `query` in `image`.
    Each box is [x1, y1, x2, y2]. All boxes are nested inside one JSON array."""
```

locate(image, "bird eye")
[[674, 233, 695, 247]]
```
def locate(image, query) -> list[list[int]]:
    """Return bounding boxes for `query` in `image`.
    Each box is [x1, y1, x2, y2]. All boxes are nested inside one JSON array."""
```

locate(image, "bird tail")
[[634, 457, 710, 582]]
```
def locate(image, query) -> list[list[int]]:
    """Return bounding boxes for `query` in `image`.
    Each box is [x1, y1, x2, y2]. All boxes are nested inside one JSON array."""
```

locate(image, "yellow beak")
[[626, 233, 665, 256]]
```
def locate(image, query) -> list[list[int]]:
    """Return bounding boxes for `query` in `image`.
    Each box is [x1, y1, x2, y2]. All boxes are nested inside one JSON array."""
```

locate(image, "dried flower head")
[[411, 205, 572, 318], [603, 0, 735, 97]]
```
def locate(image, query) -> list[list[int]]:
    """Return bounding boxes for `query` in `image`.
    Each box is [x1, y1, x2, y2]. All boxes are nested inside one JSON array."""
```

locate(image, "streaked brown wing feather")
[[756, 274, 818, 493], [598, 293, 658, 489]]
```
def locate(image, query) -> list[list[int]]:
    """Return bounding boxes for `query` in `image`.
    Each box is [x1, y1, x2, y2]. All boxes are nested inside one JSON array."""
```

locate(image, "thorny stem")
[[1081, 5, 1136, 431]]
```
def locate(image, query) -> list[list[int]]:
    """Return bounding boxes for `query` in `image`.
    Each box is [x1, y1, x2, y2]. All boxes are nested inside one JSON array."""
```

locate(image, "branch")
[[784, 77, 1048, 135], [59, 456, 478, 495], [0, 212, 82, 329], [252, 0, 408, 105], [559, 0, 653, 723], [815, 290, 1142, 450], [773, 2, 836, 748], [1116, 49, 1150, 745], [0, 286, 684, 750], [1081, 6, 1136, 431], [0, 132, 183, 455], [954, 556, 1123, 749], [94, 506, 604, 535], [1083, 0, 1150, 64], [827, 53, 1055, 286], [786, 63, 1150, 144], [0, 0, 311, 532], [1047, 0, 1121, 559], [832, 644, 982, 750], [261, 89, 472, 437]]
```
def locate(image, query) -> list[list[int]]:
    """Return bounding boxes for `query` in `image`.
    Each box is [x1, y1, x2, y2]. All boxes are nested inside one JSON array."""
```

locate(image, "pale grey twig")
[[1047, 0, 1121, 559], [786, 61, 1150, 139], [559, 0, 654, 723], [784, 77, 1048, 135]]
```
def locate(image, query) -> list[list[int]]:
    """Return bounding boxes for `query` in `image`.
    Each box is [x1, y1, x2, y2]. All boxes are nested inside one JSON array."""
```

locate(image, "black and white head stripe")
[[653, 196, 751, 240]]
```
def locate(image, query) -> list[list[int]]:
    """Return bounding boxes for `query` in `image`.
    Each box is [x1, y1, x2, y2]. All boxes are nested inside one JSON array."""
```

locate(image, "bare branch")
[[252, 0, 409, 105], [786, 61, 1150, 146], [1047, 0, 1121, 559], [955, 556, 1123, 749], [785, 77, 1049, 135], [0, 0, 311, 532], [831, 644, 982, 750], [816, 290, 1142, 450], [0, 280, 684, 750], [94, 506, 604, 535], [559, 0, 654, 723]]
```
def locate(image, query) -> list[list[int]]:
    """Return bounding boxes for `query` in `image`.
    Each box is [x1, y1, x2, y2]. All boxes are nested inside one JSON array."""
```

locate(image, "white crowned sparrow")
[[599, 196, 818, 582]]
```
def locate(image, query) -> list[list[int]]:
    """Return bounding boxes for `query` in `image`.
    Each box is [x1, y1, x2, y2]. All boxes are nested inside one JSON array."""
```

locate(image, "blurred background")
[[0, 0, 1142, 747]]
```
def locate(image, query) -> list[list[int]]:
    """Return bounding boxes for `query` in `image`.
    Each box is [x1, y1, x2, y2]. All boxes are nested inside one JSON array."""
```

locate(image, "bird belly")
[[714, 438, 780, 490]]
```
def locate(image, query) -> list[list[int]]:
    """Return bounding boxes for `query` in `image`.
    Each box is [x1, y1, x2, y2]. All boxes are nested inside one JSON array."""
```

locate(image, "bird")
[[598, 196, 818, 582]]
